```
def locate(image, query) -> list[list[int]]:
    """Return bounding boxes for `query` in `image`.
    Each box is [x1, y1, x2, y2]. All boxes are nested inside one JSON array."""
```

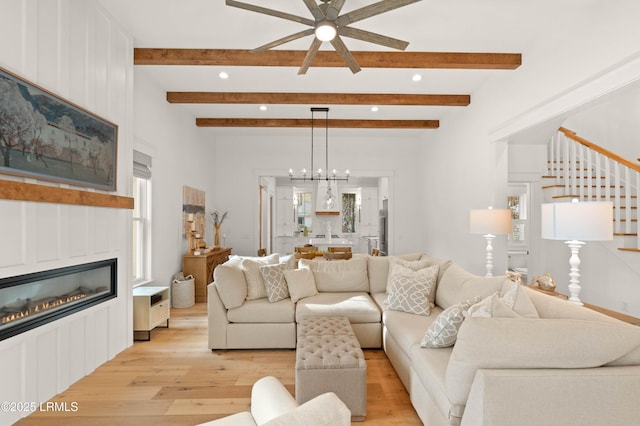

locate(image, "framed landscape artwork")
[[0, 66, 118, 191]]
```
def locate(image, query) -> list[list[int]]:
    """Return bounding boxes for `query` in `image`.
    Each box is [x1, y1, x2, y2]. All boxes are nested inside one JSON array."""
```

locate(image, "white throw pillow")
[[385, 257, 432, 293], [259, 263, 290, 303], [421, 297, 480, 348], [213, 263, 247, 309], [283, 269, 318, 302], [240, 253, 279, 300], [384, 264, 439, 316], [467, 283, 540, 319]]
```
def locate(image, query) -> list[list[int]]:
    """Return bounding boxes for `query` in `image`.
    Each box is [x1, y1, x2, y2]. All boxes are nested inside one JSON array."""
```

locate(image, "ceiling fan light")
[[315, 21, 337, 42]]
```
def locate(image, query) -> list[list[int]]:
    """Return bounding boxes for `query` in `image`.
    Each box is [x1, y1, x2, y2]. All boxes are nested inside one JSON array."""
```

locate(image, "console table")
[[183, 248, 231, 303]]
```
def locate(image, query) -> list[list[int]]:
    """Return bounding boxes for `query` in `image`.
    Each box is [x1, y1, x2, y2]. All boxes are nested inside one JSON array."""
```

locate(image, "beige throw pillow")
[[284, 269, 318, 302], [259, 263, 290, 303], [386, 257, 431, 293], [240, 253, 279, 300], [384, 264, 439, 316]]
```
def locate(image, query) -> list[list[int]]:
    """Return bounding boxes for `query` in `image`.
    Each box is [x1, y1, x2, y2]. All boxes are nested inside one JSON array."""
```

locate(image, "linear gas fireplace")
[[0, 259, 117, 341]]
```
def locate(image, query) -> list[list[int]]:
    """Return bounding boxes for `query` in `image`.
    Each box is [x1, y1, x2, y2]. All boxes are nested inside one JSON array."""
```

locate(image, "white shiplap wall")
[[0, 1, 133, 424]]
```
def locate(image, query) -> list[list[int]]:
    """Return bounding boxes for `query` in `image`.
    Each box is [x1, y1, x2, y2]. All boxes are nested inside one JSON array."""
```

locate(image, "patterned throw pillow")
[[259, 263, 290, 303], [240, 253, 279, 300], [384, 264, 439, 316], [421, 297, 480, 348]]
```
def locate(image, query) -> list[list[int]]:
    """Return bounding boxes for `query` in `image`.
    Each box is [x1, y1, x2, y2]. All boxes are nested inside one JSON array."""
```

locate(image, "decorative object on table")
[[209, 209, 228, 248], [541, 199, 613, 305], [469, 207, 512, 277], [0, 66, 117, 191], [530, 272, 557, 292], [505, 270, 523, 286]]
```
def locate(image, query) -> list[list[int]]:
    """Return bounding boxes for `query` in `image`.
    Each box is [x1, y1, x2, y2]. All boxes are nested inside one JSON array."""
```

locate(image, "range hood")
[[316, 180, 340, 215]]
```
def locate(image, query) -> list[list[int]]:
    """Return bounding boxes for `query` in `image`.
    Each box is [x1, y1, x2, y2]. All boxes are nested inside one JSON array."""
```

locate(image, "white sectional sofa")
[[207, 252, 640, 426]]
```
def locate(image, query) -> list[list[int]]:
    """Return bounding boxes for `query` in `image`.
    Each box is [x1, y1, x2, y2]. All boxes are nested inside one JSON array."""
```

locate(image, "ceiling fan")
[[225, 0, 422, 74]]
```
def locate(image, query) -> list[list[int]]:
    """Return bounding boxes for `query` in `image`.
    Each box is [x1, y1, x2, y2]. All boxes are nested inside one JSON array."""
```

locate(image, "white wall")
[[133, 70, 217, 286], [420, 1, 640, 314], [208, 129, 424, 257], [0, 1, 133, 424]]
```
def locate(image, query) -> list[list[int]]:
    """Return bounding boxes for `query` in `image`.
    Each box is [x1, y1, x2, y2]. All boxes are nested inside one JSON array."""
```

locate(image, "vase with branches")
[[209, 210, 228, 247]]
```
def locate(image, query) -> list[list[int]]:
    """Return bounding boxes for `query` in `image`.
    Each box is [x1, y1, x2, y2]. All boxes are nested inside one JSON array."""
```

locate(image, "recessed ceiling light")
[[371, 106, 379, 112], [260, 105, 267, 111], [412, 73, 422, 82], [219, 71, 229, 79]]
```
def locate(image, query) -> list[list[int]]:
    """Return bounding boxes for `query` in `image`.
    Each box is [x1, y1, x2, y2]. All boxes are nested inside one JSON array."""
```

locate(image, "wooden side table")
[[183, 248, 232, 303], [133, 286, 170, 341]]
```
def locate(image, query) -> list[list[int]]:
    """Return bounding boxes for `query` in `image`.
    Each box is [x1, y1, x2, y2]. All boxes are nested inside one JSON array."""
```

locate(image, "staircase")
[[542, 127, 639, 252]]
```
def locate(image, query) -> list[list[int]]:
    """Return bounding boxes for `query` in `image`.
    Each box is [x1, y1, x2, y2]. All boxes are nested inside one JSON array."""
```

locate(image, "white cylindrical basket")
[[172, 274, 195, 308]]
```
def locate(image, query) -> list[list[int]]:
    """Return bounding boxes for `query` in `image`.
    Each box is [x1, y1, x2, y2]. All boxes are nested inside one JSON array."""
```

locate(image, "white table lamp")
[[470, 207, 512, 277], [541, 199, 613, 305]]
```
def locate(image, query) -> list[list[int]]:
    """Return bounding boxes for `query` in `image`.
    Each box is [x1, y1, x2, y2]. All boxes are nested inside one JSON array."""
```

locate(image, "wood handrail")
[[559, 127, 640, 173]]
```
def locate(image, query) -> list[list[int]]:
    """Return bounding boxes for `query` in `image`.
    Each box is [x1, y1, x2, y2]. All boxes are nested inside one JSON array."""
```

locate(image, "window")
[[132, 151, 152, 284], [341, 192, 358, 233], [295, 191, 313, 234]]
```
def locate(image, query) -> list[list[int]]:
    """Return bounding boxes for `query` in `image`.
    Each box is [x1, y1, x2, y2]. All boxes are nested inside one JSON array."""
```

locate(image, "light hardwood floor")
[[17, 303, 422, 425]]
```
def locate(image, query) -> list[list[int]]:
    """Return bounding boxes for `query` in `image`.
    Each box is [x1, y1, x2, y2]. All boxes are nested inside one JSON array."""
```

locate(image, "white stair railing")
[[548, 128, 639, 249]]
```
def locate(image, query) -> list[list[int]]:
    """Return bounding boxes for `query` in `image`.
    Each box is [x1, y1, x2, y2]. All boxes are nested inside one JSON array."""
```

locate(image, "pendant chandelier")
[[289, 107, 349, 183]]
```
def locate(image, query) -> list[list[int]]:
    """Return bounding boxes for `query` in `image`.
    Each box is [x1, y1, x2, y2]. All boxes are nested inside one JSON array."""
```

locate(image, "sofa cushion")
[[260, 263, 290, 303], [227, 297, 295, 323], [283, 269, 318, 302], [445, 316, 640, 407], [383, 306, 440, 355], [240, 254, 280, 300], [296, 292, 381, 324], [214, 263, 248, 309], [421, 298, 479, 348], [299, 257, 369, 292], [385, 264, 438, 316], [435, 263, 506, 310], [410, 344, 463, 422]]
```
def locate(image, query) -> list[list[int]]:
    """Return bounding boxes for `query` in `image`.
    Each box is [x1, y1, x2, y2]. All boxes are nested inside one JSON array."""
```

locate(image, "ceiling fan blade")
[[338, 26, 409, 50], [226, 0, 315, 26], [330, 36, 361, 74], [251, 28, 315, 53], [301, 0, 325, 21], [325, 0, 347, 21], [336, 0, 421, 27], [298, 38, 322, 75]]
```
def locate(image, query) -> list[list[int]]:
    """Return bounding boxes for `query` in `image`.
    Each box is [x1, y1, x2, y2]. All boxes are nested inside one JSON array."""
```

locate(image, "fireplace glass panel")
[[0, 258, 117, 341]]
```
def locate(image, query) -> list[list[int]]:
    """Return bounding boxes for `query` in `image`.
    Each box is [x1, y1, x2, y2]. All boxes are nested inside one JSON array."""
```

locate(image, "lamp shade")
[[541, 200, 613, 241], [469, 208, 512, 235]]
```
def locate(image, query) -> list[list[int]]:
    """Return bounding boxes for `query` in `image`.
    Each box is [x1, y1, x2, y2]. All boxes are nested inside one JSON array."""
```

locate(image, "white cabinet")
[[276, 187, 295, 237], [133, 286, 170, 341], [360, 187, 379, 237]]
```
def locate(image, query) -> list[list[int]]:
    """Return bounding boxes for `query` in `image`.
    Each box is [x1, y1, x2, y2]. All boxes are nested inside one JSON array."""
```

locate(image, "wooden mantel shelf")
[[0, 180, 134, 209]]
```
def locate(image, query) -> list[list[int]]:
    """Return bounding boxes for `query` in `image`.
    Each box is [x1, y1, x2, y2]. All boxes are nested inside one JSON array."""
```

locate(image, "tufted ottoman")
[[295, 316, 367, 421]]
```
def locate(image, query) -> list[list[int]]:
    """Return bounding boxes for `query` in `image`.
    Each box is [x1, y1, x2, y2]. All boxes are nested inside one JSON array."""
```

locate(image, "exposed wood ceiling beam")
[[135, 49, 521, 70], [167, 92, 470, 106], [195, 118, 439, 129]]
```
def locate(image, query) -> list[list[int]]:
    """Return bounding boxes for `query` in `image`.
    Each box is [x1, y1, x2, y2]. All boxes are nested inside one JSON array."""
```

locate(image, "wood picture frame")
[[0, 66, 118, 191]]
